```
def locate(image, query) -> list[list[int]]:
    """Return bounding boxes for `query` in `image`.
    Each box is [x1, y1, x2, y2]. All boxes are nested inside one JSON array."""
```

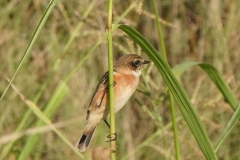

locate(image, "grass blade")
[[215, 104, 240, 152], [172, 62, 239, 152], [198, 63, 238, 110], [172, 61, 238, 110], [118, 24, 217, 160]]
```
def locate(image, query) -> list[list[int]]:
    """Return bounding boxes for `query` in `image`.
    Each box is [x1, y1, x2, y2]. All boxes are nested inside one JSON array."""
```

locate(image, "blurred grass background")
[[0, 0, 240, 159]]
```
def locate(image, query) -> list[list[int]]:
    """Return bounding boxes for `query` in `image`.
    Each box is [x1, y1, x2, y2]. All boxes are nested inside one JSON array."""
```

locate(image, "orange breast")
[[88, 72, 139, 122], [113, 72, 139, 113]]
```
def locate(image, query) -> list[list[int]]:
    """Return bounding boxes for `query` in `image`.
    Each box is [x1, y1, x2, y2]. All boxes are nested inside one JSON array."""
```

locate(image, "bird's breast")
[[113, 72, 139, 113]]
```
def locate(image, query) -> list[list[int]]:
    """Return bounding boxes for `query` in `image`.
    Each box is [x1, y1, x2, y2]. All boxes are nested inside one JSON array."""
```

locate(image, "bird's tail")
[[75, 124, 96, 152]]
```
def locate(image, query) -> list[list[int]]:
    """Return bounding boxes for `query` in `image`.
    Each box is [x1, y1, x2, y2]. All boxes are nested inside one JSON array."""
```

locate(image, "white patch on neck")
[[132, 69, 141, 77]]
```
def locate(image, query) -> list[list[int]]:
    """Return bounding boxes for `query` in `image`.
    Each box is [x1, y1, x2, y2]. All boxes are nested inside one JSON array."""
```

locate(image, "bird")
[[75, 54, 150, 152]]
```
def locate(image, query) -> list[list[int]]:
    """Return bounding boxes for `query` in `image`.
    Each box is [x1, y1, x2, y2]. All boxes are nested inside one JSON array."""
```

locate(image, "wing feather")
[[86, 71, 109, 120]]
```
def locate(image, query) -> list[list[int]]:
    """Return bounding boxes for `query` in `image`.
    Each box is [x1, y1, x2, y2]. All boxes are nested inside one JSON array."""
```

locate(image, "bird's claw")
[[105, 133, 117, 142]]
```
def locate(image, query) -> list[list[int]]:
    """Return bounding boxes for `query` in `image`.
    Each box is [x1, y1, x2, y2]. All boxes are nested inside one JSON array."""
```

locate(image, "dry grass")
[[0, 0, 240, 159]]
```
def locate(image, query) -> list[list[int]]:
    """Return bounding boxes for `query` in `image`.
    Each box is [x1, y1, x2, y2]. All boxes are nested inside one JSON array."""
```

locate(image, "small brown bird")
[[75, 54, 150, 152]]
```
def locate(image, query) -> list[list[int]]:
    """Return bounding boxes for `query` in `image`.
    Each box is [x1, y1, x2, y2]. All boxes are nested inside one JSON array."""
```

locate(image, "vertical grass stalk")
[[107, 0, 116, 159], [152, 0, 167, 60], [152, 0, 180, 159]]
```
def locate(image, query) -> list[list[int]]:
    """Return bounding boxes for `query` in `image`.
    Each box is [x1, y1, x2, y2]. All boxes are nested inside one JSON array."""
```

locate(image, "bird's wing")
[[86, 71, 109, 120]]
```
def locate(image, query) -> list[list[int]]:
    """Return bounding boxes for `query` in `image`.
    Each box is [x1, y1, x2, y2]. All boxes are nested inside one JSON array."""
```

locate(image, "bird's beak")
[[142, 60, 150, 64]]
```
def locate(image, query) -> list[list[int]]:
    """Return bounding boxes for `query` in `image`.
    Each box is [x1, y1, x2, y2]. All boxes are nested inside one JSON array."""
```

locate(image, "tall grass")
[[0, 0, 240, 159]]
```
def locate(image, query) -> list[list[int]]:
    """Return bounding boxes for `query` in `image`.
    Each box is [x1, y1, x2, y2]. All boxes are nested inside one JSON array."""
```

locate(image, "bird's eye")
[[133, 60, 141, 67]]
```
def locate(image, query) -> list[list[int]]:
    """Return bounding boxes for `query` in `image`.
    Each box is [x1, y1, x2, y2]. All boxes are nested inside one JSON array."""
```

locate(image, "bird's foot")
[[106, 133, 117, 142]]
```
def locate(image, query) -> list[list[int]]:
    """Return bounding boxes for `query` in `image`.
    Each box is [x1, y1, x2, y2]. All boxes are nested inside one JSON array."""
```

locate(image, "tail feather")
[[75, 126, 96, 152]]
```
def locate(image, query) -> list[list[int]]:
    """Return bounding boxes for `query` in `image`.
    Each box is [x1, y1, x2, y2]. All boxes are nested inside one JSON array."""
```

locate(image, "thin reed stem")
[[107, 0, 116, 159]]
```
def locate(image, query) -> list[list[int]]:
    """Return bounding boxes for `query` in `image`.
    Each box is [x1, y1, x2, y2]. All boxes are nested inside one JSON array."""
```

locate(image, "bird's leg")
[[103, 119, 110, 128], [103, 119, 118, 141]]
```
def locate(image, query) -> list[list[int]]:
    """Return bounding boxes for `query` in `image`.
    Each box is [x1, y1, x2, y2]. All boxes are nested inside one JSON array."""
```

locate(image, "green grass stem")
[[108, 0, 116, 159], [152, 0, 180, 159]]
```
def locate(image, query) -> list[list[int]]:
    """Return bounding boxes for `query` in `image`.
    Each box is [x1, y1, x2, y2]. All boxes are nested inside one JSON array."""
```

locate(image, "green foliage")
[[119, 24, 217, 160]]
